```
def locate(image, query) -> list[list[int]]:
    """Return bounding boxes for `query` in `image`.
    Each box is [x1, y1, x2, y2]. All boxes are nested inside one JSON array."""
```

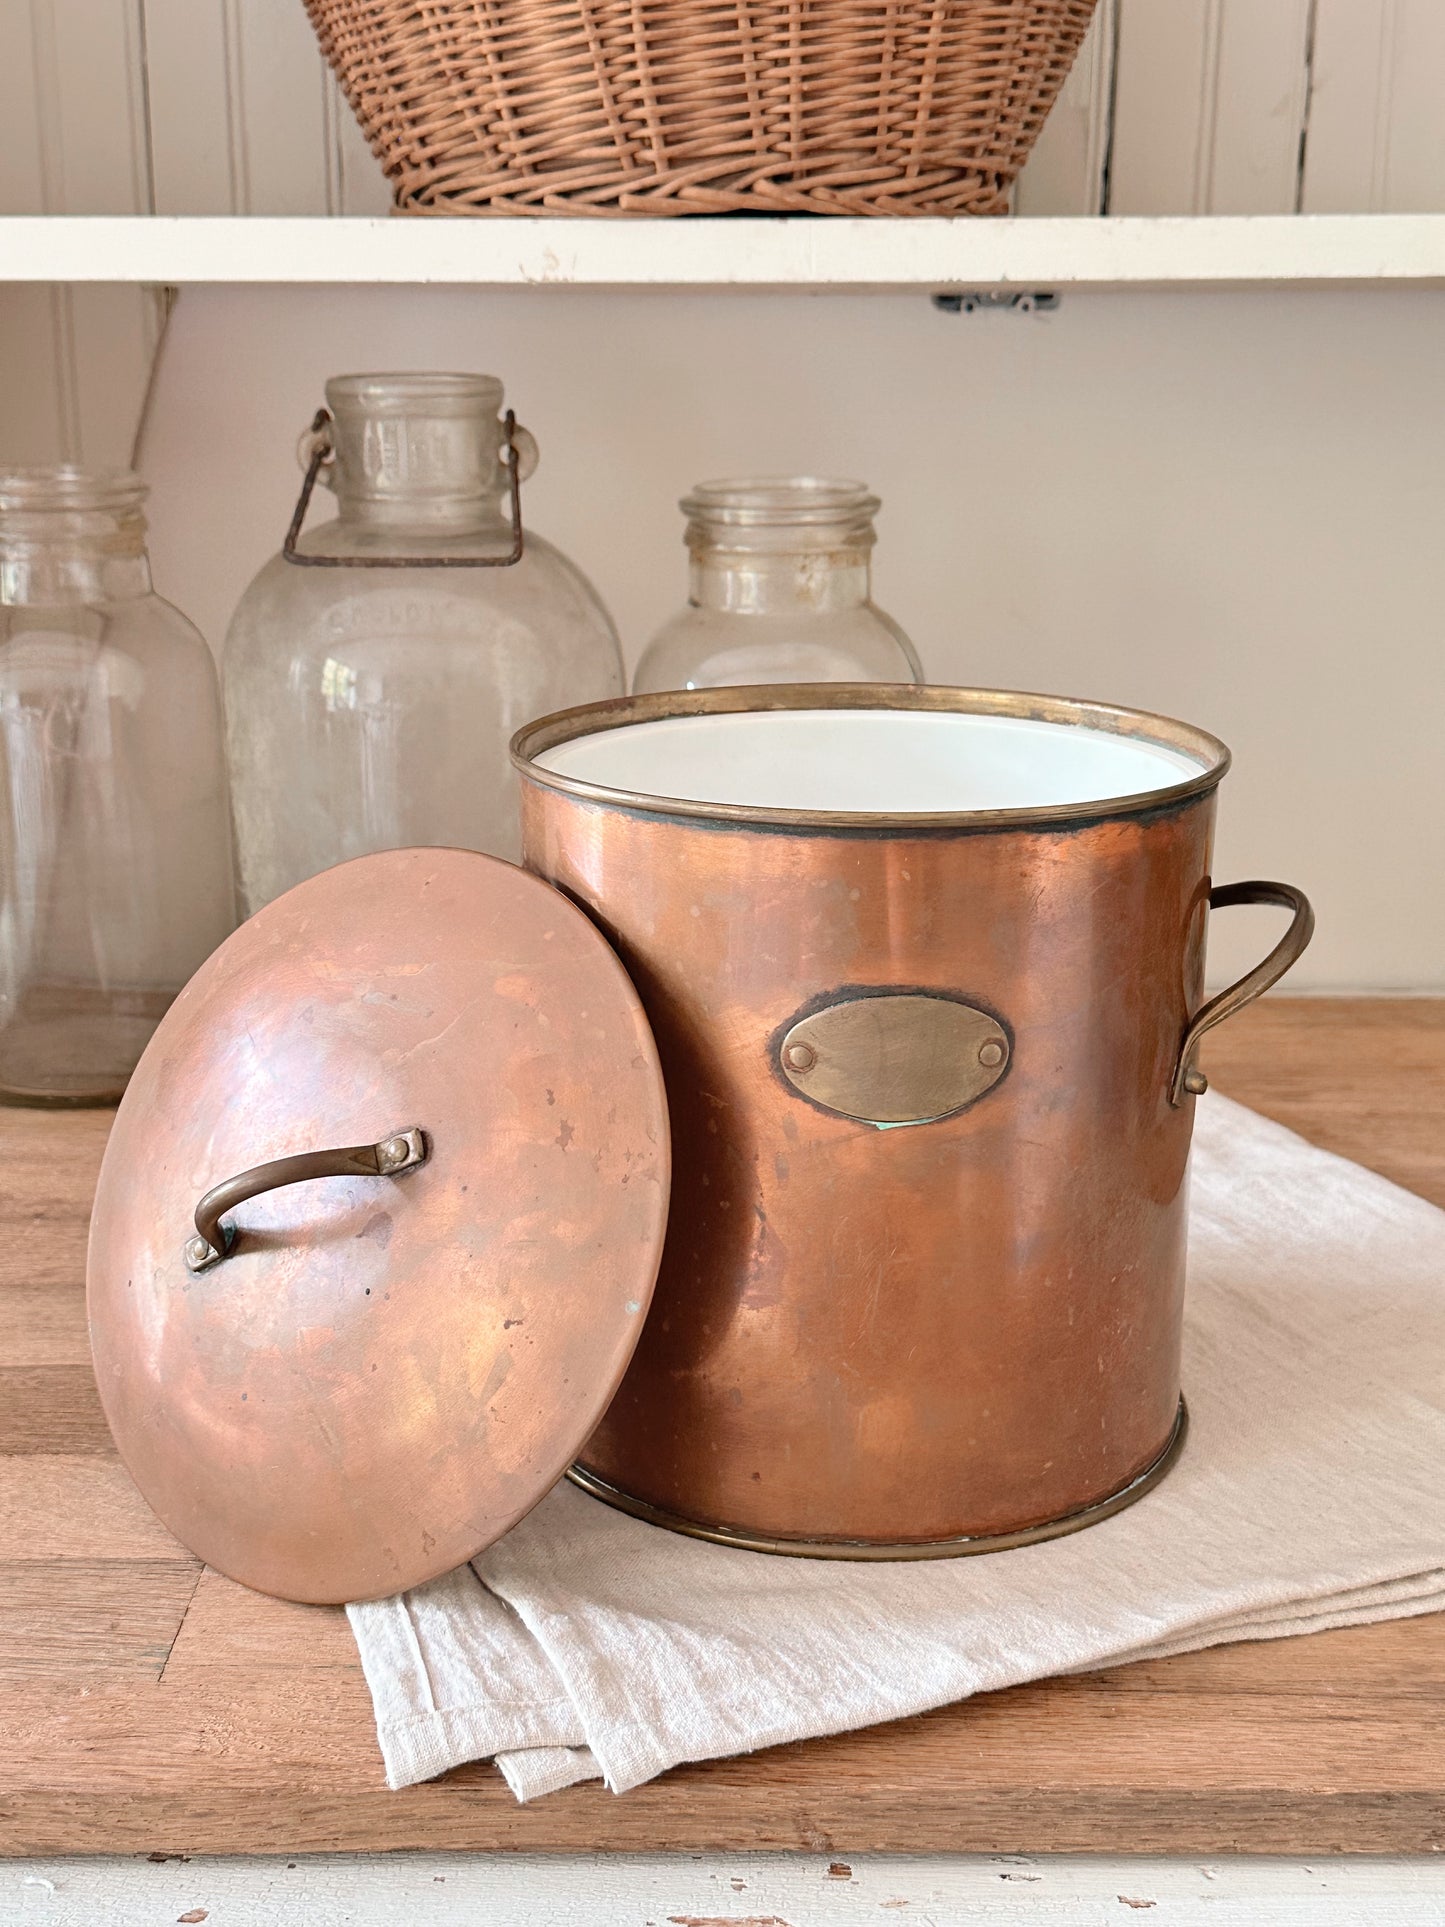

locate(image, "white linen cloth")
[[348, 1097, 1445, 1797]]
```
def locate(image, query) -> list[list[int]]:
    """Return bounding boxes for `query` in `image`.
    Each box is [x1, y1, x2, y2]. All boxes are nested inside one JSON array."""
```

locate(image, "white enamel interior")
[[534, 708, 1212, 814]]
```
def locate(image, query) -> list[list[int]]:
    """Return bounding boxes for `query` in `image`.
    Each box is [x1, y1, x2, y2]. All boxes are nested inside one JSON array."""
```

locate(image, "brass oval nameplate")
[[777, 993, 1010, 1126]]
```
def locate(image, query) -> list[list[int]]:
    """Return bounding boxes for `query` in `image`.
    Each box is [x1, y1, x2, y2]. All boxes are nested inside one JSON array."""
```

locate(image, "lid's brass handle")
[[184, 1128, 429, 1273], [1170, 881, 1315, 1106]]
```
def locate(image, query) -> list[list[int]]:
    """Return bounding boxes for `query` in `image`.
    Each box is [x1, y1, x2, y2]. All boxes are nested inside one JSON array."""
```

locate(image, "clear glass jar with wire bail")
[[632, 478, 924, 694], [222, 372, 625, 915], [0, 468, 235, 1104]]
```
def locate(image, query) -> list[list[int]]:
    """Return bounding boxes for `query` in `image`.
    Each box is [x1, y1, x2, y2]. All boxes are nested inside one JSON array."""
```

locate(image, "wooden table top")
[[1, 997, 1441, 1858]]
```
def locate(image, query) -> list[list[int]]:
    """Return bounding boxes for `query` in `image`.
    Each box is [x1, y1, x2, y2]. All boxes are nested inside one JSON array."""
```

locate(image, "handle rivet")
[[1183, 1067, 1208, 1096], [782, 1041, 816, 1073], [978, 1040, 1005, 1068]]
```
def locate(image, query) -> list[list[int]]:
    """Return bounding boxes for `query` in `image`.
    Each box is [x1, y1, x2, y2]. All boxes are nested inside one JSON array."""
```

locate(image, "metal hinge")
[[931, 291, 1060, 314]]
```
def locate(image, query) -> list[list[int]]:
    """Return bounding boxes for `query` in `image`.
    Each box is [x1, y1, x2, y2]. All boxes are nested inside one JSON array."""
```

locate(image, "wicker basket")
[[306, 1, 1098, 217]]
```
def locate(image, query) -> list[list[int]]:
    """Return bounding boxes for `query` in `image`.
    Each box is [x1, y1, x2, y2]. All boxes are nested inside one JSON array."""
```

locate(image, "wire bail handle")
[[282, 406, 532, 569]]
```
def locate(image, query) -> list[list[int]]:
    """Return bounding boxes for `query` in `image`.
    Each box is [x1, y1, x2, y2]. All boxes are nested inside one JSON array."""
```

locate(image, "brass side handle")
[[184, 1128, 429, 1272], [1170, 882, 1315, 1106]]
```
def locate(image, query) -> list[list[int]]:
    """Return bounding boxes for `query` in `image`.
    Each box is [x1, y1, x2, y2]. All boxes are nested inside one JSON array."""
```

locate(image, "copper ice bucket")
[[513, 685, 1313, 1558]]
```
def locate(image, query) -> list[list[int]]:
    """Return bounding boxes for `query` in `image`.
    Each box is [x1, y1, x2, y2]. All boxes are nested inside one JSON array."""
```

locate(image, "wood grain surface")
[[0, 998, 1441, 1858]]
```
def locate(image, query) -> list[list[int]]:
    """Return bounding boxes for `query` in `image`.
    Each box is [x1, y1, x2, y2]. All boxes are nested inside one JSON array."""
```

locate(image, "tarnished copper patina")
[[87, 847, 669, 1604], [513, 685, 1313, 1555]]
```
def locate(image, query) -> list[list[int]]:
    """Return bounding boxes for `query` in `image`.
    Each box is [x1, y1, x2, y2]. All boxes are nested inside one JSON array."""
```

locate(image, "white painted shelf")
[[4, 213, 1445, 290]]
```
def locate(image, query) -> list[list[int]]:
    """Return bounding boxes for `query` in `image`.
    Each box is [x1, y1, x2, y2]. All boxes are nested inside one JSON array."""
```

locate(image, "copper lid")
[[87, 848, 669, 1604]]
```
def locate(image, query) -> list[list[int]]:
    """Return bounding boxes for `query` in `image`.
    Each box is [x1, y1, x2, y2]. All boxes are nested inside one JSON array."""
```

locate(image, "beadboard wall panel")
[[39, 0, 152, 216], [0, 1, 47, 216], [1303, 0, 1445, 214], [140, 0, 390, 218], [142, 0, 241, 216], [227, 0, 339, 214], [1107, 0, 1314, 216]]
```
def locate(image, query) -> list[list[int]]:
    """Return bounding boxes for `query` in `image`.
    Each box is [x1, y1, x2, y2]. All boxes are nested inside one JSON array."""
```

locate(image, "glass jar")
[[0, 469, 235, 1104], [223, 372, 624, 915], [632, 478, 924, 693]]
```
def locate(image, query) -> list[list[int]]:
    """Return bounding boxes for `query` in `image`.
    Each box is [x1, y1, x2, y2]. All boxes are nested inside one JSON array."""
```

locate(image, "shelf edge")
[[4, 214, 1445, 289]]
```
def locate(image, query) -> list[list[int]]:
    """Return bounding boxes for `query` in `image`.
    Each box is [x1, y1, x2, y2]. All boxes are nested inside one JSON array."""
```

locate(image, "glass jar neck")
[[682, 480, 878, 616], [324, 373, 510, 535], [0, 470, 153, 606], [688, 549, 873, 614]]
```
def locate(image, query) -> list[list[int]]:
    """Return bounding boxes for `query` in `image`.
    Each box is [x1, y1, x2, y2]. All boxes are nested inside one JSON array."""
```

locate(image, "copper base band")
[[567, 1397, 1189, 1560]]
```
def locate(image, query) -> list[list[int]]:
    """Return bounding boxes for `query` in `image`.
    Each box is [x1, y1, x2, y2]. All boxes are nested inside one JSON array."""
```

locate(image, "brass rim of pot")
[[510, 684, 1232, 834]]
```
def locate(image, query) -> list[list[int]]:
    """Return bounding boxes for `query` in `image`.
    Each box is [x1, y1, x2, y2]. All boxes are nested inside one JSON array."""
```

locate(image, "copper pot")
[[513, 685, 1313, 1557]]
